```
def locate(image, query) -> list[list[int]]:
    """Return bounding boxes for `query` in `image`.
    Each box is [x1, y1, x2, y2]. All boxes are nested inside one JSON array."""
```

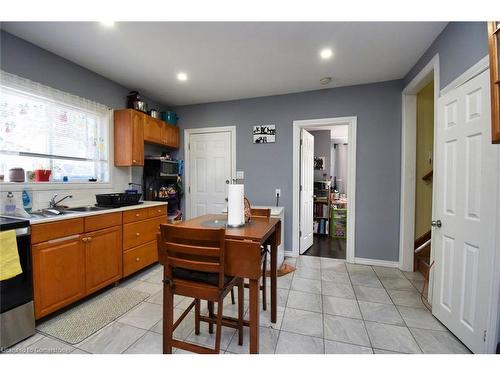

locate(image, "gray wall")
[[404, 22, 488, 90], [0, 30, 166, 110], [175, 79, 403, 261], [310, 130, 331, 181]]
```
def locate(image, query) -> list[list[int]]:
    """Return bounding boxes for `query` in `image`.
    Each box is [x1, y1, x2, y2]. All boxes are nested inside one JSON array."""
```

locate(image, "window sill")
[[0, 181, 113, 192]]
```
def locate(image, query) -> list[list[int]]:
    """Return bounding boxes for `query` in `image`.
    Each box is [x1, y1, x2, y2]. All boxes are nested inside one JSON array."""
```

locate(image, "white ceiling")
[[1, 22, 447, 106]]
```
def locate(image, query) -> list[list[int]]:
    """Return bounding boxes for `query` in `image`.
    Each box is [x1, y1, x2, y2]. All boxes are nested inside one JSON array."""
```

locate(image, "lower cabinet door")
[[32, 235, 86, 319], [85, 226, 123, 295]]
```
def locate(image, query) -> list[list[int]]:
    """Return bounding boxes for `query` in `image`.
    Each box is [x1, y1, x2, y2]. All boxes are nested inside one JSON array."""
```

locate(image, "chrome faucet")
[[49, 194, 73, 208]]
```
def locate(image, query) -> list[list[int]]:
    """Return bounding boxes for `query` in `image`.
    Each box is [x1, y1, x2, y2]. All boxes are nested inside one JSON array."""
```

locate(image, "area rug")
[[36, 288, 150, 344]]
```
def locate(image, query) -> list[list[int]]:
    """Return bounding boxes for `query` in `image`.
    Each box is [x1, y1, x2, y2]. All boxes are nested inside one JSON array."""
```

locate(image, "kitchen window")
[[0, 71, 111, 183]]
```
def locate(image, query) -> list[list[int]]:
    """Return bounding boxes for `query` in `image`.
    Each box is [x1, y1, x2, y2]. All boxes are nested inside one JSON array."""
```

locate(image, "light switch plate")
[[236, 171, 244, 179]]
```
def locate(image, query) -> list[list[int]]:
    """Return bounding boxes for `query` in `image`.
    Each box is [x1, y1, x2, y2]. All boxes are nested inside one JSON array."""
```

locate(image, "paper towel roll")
[[227, 184, 245, 227]]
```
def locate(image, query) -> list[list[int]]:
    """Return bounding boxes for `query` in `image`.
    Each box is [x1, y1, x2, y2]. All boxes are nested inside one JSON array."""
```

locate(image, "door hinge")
[[188, 143, 190, 151], [483, 330, 487, 342], [300, 185, 303, 191], [300, 139, 303, 146], [188, 186, 191, 193]]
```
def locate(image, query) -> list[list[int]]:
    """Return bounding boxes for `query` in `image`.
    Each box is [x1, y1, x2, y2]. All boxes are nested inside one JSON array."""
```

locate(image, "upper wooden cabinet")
[[114, 109, 179, 166], [114, 109, 145, 166], [488, 22, 500, 143], [144, 116, 165, 145]]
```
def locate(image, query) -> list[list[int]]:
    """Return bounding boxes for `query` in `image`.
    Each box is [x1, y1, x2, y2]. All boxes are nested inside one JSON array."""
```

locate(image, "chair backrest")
[[250, 208, 271, 218], [158, 224, 226, 289]]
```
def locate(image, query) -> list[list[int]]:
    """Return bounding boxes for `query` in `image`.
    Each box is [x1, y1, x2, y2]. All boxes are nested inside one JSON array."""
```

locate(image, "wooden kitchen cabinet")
[[114, 109, 145, 166], [84, 226, 123, 295], [488, 22, 500, 143], [32, 235, 86, 319], [164, 123, 179, 148], [144, 116, 165, 145]]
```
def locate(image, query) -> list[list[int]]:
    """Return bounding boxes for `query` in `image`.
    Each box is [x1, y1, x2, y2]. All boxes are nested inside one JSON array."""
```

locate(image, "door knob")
[[431, 220, 442, 228]]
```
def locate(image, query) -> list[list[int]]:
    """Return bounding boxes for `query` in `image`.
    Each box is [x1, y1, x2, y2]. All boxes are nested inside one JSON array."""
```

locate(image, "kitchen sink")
[[67, 206, 109, 212], [29, 208, 72, 218]]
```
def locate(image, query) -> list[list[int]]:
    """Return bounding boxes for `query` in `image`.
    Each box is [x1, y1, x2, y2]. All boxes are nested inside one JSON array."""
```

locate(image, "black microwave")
[[145, 158, 179, 177]]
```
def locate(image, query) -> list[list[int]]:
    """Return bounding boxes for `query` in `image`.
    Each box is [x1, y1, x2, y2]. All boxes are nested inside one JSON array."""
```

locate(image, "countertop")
[[9, 201, 168, 225]]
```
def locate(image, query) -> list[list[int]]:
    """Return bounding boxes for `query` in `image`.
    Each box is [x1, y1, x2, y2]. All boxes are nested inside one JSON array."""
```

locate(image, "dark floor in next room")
[[303, 236, 346, 259]]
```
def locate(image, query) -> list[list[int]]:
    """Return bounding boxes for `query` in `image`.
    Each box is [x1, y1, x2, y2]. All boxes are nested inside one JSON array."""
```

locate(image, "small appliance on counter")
[[95, 192, 142, 208], [0, 216, 35, 349], [126, 91, 147, 113]]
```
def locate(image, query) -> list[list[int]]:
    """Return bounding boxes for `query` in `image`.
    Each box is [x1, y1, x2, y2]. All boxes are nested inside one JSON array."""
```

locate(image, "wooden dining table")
[[174, 214, 281, 354]]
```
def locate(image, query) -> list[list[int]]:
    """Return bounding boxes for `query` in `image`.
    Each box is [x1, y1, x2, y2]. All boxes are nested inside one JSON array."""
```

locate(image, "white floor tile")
[[353, 285, 392, 304], [124, 331, 163, 354], [324, 340, 373, 354], [281, 307, 323, 338], [291, 277, 321, 294], [397, 306, 447, 331], [117, 302, 163, 330], [275, 331, 324, 354], [323, 295, 361, 319], [321, 280, 355, 299], [358, 301, 404, 326], [287, 290, 322, 313], [77, 322, 146, 354], [365, 321, 421, 353], [410, 328, 470, 354], [323, 315, 370, 347], [226, 326, 279, 354]]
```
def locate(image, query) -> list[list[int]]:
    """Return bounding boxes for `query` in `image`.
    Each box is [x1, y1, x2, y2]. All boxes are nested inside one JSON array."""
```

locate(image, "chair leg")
[[195, 298, 201, 335], [163, 280, 174, 354], [230, 288, 236, 305], [237, 278, 244, 345], [262, 251, 268, 311], [214, 298, 224, 353], [208, 301, 214, 334]]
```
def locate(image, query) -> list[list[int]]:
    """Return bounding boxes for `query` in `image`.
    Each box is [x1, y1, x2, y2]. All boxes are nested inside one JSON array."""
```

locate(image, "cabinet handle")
[[135, 232, 140, 237], [158, 209, 162, 213], [132, 159, 137, 163], [87, 237, 92, 242], [135, 213, 140, 217], [136, 257, 140, 262], [82, 237, 88, 243]]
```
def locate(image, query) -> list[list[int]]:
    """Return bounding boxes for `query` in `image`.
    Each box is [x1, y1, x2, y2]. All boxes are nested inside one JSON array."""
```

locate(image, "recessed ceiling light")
[[100, 21, 115, 28], [177, 72, 188, 81], [320, 77, 333, 85], [320, 48, 333, 60]]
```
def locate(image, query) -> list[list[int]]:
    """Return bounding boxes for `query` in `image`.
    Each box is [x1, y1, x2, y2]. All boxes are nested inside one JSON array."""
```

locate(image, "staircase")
[[414, 230, 431, 279]]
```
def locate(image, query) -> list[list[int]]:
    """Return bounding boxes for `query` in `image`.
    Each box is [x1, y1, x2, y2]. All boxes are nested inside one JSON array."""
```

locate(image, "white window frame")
[[0, 70, 114, 191]]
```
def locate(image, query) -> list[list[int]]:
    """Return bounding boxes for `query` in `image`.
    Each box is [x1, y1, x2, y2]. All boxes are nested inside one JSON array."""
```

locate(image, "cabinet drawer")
[[148, 205, 167, 218], [123, 217, 160, 250], [123, 241, 158, 277], [84, 212, 122, 232], [123, 208, 149, 223], [32, 218, 84, 244]]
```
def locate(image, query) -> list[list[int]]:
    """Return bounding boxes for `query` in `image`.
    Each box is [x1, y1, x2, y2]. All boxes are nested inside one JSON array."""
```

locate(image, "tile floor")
[[4, 256, 471, 354]]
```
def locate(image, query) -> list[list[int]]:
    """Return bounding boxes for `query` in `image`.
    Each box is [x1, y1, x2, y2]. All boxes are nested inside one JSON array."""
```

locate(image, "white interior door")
[[188, 131, 233, 218], [300, 129, 314, 253], [432, 70, 499, 353]]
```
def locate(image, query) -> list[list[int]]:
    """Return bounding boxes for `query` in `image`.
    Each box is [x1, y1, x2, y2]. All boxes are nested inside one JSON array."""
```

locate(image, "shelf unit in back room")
[[313, 180, 331, 235]]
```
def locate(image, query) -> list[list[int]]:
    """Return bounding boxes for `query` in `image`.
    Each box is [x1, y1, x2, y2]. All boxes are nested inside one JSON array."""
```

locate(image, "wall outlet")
[[236, 171, 244, 179], [275, 188, 281, 197]]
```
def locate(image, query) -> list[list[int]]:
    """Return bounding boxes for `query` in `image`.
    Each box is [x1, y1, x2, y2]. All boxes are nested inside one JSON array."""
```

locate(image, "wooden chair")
[[157, 224, 244, 354], [230, 207, 271, 310]]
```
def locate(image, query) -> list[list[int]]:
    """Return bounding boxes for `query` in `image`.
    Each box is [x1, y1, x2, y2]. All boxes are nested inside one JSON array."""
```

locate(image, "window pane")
[[0, 84, 109, 183]]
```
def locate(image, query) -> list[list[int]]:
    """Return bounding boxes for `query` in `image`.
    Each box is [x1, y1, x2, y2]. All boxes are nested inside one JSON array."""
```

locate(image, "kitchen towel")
[[0, 230, 22, 281], [227, 184, 245, 227]]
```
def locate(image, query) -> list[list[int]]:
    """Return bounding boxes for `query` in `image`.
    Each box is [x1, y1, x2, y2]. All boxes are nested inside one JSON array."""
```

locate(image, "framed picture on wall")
[[314, 156, 325, 170], [253, 124, 276, 143]]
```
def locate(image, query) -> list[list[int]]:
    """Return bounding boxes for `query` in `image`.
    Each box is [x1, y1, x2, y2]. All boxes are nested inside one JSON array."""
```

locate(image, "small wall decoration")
[[314, 156, 325, 170], [253, 124, 276, 143]]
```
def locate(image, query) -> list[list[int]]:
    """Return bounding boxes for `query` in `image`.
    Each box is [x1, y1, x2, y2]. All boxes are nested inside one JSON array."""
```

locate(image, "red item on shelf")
[[34, 169, 51, 182]]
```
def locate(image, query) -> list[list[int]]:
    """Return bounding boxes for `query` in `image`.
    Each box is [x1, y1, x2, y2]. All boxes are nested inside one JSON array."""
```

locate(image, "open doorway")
[[292, 117, 357, 262], [305, 126, 349, 259]]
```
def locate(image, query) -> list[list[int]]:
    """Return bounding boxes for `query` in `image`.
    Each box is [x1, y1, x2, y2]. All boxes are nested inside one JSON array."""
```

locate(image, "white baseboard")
[[354, 257, 400, 268]]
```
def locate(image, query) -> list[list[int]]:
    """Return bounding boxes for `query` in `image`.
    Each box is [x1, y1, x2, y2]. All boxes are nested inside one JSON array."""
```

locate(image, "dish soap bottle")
[[4, 191, 16, 216], [22, 188, 33, 213]]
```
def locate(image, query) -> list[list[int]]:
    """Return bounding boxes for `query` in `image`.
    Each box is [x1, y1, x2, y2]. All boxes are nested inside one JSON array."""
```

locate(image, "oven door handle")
[[13, 227, 31, 237]]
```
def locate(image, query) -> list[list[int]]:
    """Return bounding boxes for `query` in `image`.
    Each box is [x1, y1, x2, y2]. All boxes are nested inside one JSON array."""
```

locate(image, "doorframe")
[[183, 126, 237, 220], [292, 116, 357, 262], [399, 54, 440, 278]]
